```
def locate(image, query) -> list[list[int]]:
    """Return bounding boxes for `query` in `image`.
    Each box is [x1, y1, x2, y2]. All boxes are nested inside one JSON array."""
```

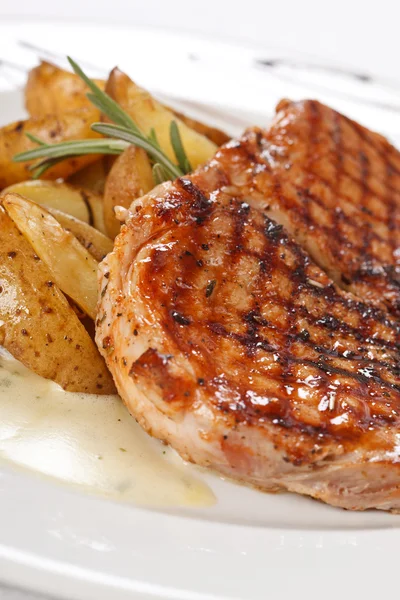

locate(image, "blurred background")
[[1, 0, 400, 137], [1, 0, 399, 78]]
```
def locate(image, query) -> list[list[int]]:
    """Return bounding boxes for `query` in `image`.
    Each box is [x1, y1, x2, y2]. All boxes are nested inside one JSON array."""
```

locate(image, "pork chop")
[[97, 175, 400, 511], [196, 99, 400, 318]]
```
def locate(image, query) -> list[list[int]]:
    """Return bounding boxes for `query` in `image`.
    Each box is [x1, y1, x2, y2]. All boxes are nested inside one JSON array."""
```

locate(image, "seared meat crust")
[[200, 100, 400, 318], [97, 172, 400, 511]]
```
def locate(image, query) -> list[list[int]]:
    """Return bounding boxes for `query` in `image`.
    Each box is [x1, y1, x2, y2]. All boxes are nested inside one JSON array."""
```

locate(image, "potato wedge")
[[46, 207, 113, 262], [25, 61, 105, 118], [166, 107, 230, 146], [2, 180, 106, 233], [68, 158, 109, 195], [0, 206, 114, 393], [103, 145, 154, 238], [0, 110, 101, 189], [105, 68, 217, 169], [3, 180, 92, 223], [81, 186, 107, 234], [25, 62, 229, 147], [3, 194, 98, 320]]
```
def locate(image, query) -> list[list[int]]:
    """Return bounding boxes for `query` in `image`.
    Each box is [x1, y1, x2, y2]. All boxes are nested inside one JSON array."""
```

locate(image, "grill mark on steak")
[[134, 195, 400, 439], [97, 99, 400, 511], [210, 100, 400, 318], [344, 115, 400, 178]]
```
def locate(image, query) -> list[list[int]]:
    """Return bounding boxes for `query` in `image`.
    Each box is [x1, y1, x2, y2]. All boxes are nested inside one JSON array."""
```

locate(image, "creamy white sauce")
[[0, 348, 214, 507]]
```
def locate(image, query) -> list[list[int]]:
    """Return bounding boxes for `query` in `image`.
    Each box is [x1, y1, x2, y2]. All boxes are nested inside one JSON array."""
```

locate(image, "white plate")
[[0, 20, 400, 600]]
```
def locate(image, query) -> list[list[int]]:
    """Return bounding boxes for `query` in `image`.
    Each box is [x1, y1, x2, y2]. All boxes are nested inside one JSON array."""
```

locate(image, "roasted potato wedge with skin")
[[82, 187, 107, 234], [25, 62, 228, 147], [25, 61, 105, 118], [105, 68, 217, 169], [103, 145, 154, 238], [2, 180, 106, 233], [3, 194, 98, 320], [68, 158, 109, 195], [0, 207, 114, 394], [47, 207, 113, 262], [0, 110, 101, 189], [3, 180, 91, 223], [166, 107, 230, 146]]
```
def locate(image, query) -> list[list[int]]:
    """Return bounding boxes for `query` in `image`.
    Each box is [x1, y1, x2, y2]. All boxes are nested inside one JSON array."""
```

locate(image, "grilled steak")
[[97, 170, 400, 511], [201, 99, 399, 318], [96, 100, 400, 510]]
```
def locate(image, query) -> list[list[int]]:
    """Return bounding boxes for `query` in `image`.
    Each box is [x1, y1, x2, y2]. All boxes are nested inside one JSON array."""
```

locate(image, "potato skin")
[[25, 61, 105, 118], [103, 145, 154, 238], [47, 208, 113, 262], [0, 110, 101, 189], [68, 158, 109, 195], [0, 207, 115, 394], [3, 194, 99, 321], [2, 180, 94, 224], [3, 179, 107, 234]]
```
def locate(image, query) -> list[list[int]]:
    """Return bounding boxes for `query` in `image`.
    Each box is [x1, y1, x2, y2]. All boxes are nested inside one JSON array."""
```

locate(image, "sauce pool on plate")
[[0, 348, 214, 507]]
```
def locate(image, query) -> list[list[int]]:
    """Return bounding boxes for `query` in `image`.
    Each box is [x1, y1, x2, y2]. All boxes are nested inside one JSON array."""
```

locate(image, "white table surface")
[[1, 0, 400, 80], [0, 1, 399, 598]]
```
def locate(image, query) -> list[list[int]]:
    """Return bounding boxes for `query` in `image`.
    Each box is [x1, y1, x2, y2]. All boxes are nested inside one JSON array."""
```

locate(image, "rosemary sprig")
[[91, 123, 182, 179], [15, 138, 129, 162], [170, 121, 192, 173], [25, 132, 47, 146], [67, 57, 140, 133], [14, 138, 129, 179], [33, 158, 67, 179], [152, 163, 169, 185], [149, 128, 161, 149], [12, 57, 192, 183]]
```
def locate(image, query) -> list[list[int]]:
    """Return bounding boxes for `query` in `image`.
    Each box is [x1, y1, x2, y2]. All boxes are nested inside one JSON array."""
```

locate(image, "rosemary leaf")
[[13, 58, 193, 183], [29, 157, 68, 179], [67, 57, 141, 132], [92, 123, 183, 179], [170, 121, 192, 173], [13, 138, 129, 163], [85, 93, 141, 136], [149, 128, 161, 150], [152, 163, 169, 185], [25, 132, 47, 146]]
